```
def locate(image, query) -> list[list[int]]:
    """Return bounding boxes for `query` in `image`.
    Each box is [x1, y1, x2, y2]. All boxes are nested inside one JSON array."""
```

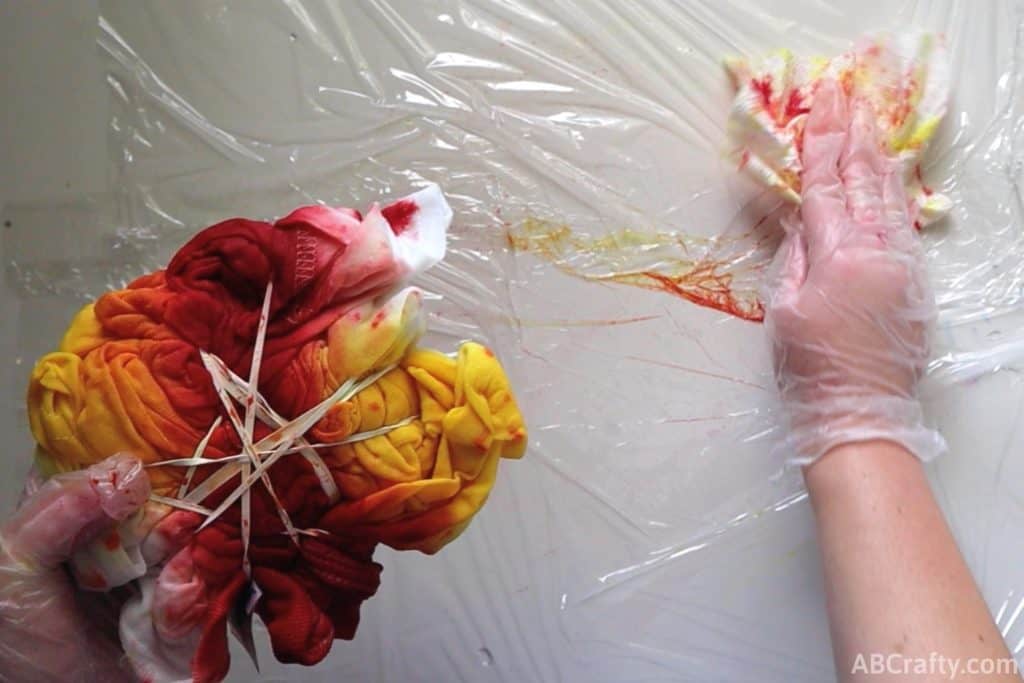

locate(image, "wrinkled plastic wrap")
[[3, 1, 1024, 680]]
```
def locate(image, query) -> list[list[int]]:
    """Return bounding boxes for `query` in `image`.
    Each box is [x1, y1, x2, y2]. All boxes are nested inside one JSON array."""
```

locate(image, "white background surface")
[[1, 0, 108, 509], [3, 2, 1024, 682]]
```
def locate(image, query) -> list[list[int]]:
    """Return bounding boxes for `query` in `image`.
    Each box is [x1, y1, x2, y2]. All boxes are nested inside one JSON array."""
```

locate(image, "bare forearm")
[[805, 440, 1017, 681]]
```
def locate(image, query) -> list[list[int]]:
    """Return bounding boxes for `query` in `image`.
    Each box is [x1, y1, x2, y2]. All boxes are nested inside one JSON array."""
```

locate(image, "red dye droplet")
[[381, 200, 419, 236], [104, 531, 121, 551]]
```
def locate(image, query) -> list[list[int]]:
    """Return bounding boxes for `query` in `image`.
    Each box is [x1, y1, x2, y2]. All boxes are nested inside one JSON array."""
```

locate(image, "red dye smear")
[[104, 530, 121, 551], [110, 470, 118, 487], [751, 75, 807, 127], [509, 219, 763, 324], [483, 348, 494, 358], [370, 310, 386, 329], [155, 511, 203, 550], [915, 165, 934, 196], [473, 435, 489, 451], [889, 101, 912, 128], [888, 73, 918, 129], [381, 200, 418, 236], [751, 75, 774, 113], [368, 402, 381, 413], [913, 219, 923, 231], [784, 89, 810, 119], [738, 150, 750, 171], [751, 211, 774, 232], [629, 270, 764, 322], [79, 570, 107, 590], [751, 75, 777, 126], [789, 91, 812, 158]]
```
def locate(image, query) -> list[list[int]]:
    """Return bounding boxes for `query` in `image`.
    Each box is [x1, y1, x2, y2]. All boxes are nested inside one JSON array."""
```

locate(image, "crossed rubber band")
[[146, 283, 416, 576]]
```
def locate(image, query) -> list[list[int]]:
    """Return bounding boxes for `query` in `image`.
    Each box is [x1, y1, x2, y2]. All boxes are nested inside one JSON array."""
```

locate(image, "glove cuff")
[[776, 395, 947, 466]]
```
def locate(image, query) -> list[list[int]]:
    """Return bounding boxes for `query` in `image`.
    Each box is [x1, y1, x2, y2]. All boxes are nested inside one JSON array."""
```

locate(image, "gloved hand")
[[764, 79, 947, 466], [0, 453, 149, 682]]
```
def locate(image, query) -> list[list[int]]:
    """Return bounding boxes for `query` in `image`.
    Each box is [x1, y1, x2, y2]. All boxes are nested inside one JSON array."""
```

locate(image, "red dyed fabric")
[[28, 185, 527, 682]]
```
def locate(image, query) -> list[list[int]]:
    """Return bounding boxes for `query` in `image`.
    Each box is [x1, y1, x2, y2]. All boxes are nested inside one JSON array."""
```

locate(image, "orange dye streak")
[[605, 268, 764, 322], [506, 218, 764, 323]]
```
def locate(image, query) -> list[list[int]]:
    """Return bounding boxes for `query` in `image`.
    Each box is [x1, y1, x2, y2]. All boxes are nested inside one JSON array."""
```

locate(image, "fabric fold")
[[25, 185, 527, 682]]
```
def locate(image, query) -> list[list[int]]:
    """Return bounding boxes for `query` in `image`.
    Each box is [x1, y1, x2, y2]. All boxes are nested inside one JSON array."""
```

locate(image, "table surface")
[[3, 2, 1024, 681]]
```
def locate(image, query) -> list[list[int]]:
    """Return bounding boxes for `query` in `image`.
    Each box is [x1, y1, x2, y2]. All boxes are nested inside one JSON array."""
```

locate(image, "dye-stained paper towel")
[[726, 33, 952, 228]]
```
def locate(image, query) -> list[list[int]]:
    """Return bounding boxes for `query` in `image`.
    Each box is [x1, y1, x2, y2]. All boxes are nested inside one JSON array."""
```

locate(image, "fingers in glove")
[[2, 453, 150, 570], [17, 466, 44, 507], [800, 79, 850, 261], [880, 163, 921, 256], [840, 101, 888, 229], [767, 215, 809, 306]]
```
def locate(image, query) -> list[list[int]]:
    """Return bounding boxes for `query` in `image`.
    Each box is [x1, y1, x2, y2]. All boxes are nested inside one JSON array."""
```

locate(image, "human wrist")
[[804, 439, 924, 507]]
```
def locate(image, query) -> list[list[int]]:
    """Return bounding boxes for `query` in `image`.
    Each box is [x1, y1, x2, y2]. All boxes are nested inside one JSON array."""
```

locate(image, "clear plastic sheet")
[[3, 1, 1024, 680]]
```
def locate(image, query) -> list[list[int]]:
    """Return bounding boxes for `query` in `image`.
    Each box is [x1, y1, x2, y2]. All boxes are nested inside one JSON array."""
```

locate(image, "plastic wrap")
[[3, 1, 1024, 680]]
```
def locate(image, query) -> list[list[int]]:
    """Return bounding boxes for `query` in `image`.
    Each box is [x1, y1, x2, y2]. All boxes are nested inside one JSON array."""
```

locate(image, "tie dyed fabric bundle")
[[26, 184, 526, 682]]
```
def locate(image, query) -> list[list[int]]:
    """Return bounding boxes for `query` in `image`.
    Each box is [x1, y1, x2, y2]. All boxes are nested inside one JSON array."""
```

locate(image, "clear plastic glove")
[[0, 453, 149, 682], [765, 79, 947, 466]]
